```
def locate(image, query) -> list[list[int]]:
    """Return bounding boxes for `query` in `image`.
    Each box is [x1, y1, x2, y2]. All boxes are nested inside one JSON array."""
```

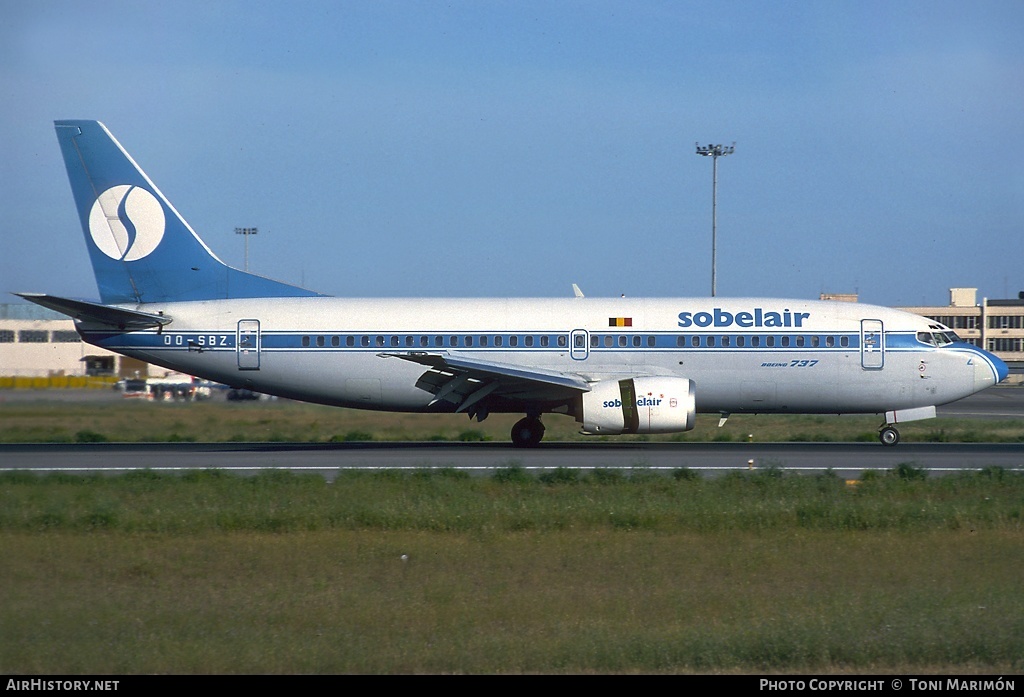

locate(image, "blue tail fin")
[[54, 120, 322, 304]]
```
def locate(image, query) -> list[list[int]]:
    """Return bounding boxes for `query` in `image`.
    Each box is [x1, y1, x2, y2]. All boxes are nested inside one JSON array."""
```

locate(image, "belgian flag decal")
[[608, 317, 633, 327]]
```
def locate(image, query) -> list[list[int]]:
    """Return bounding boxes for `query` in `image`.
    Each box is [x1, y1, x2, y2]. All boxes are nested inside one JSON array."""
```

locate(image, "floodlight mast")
[[235, 227, 258, 272], [695, 142, 735, 297]]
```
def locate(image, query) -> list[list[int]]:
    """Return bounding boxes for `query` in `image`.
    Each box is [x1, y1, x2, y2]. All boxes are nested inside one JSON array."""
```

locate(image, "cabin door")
[[860, 319, 884, 370], [237, 319, 261, 370]]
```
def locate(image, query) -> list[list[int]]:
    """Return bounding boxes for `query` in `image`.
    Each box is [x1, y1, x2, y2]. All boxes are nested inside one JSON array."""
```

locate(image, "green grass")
[[0, 468, 1022, 674], [1, 397, 1023, 443]]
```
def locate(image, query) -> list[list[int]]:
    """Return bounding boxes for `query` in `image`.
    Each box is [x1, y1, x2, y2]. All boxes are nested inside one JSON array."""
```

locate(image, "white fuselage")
[[78, 296, 1003, 419]]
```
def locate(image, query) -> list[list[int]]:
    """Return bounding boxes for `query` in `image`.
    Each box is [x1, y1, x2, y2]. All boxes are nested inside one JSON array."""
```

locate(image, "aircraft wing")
[[379, 351, 590, 414], [15, 293, 172, 329]]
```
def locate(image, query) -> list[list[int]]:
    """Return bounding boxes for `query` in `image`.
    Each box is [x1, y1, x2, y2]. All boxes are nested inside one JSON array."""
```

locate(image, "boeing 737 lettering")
[[18, 120, 1008, 446]]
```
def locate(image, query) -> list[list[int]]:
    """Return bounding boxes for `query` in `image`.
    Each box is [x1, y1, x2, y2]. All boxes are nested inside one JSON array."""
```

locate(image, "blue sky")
[[3, 0, 1022, 306]]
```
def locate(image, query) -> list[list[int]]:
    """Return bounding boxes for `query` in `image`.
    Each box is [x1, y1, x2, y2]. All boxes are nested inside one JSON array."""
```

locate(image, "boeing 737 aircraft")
[[18, 120, 1008, 446]]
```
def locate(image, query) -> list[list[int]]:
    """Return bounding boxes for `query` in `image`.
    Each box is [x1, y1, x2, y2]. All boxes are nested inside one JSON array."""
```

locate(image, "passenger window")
[[332, 336, 340, 347], [541, 336, 549, 347], [346, 336, 354, 347], [811, 336, 820, 348], [722, 336, 731, 347], [691, 336, 699, 348], [390, 336, 400, 347], [525, 336, 534, 347], [449, 336, 458, 347], [510, 335, 519, 347], [495, 335, 503, 347], [316, 336, 325, 347], [590, 335, 599, 348], [647, 336, 656, 347], [618, 335, 627, 347], [361, 336, 370, 347], [840, 336, 849, 348], [707, 336, 716, 347], [604, 336, 613, 348], [796, 336, 805, 348], [766, 336, 775, 348], [465, 336, 473, 347], [420, 336, 429, 347], [302, 336, 310, 347], [632, 336, 641, 347], [751, 336, 760, 348], [825, 336, 835, 348], [781, 336, 790, 348], [736, 336, 745, 347], [480, 336, 488, 347], [576, 334, 586, 348]]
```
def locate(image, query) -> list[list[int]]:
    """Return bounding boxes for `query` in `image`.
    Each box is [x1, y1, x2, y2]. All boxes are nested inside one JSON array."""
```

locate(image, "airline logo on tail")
[[88, 185, 165, 261]]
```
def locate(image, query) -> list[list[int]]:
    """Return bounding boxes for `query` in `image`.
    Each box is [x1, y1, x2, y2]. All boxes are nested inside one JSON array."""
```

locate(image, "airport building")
[[2, 288, 1022, 384], [0, 303, 142, 387]]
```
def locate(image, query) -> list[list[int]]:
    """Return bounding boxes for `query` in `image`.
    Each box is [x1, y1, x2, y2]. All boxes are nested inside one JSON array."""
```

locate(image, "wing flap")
[[379, 351, 591, 412]]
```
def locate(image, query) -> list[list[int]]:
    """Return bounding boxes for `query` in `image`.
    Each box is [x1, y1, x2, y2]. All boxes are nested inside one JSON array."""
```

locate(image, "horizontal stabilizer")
[[15, 293, 172, 329]]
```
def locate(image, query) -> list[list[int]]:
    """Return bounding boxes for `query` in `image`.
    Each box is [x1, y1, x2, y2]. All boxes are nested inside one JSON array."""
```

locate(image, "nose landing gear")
[[879, 425, 900, 446]]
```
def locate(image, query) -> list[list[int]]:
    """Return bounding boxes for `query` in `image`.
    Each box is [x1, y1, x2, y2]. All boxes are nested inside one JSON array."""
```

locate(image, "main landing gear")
[[511, 416, 545, 448], [878, 425, 901, 446]]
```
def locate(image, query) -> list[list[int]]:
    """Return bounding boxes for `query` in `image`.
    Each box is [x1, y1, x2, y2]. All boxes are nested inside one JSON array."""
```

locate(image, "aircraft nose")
[[974, 348, 1009, 391]]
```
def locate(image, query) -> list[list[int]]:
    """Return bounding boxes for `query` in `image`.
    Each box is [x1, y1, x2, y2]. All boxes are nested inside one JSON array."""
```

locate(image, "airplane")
[[17, 120, 1008, 447]]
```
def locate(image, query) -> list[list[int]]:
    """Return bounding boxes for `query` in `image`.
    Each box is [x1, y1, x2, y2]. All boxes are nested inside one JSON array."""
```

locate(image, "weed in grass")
[[588, 468, 625, 485], [493, 465, 532, 484], [412, 467, 470, 481], [538, 467, 579, 485], [892, 462, 927, 480], [180, 468, 233, 483], [672, 467, 700, 481], [456, 429, 490, 442], [74, 430, 107, 443], [330, 430, 374, 442], [628, 467, 659, 483]]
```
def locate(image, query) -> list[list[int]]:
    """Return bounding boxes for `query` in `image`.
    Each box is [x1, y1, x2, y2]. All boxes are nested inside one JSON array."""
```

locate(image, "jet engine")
[[579, 376, 696, 435]]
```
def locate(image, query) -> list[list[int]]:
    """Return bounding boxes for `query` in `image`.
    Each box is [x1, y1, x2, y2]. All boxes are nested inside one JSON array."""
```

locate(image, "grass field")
[[1, 395, 1023, 444], [2, 397, 1021, 673], [1, 467, 1022, 674]]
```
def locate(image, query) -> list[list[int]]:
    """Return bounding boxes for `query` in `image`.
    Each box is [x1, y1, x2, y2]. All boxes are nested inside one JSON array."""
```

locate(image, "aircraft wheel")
[[511, 417, 545, 448], [879, 426, 900, 446]]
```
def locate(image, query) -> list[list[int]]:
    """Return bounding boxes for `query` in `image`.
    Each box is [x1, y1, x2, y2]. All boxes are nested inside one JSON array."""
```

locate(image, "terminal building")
[[0, 303, 142, 387], [2, 287, 1022, 385]]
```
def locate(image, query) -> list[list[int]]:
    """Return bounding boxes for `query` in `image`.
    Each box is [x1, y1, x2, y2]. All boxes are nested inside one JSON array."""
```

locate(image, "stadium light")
[[695, 143, 735, 297], [235, 227, 258, 272]]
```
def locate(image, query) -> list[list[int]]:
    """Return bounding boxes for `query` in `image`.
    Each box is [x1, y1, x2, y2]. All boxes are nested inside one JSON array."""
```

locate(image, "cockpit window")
[[919, 331, 960, 347]]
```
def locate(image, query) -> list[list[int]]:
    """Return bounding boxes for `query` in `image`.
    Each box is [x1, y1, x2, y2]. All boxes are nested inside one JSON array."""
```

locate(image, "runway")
[[2, 389, 1022, 479], [2, 441, 1023, 480]]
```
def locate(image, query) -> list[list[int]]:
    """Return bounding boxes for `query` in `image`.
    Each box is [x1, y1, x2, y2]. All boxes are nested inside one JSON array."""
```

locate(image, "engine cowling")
[[579, 377, 696, 435]]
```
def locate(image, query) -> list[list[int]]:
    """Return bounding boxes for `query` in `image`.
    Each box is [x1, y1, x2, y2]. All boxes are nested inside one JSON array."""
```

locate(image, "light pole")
[[235, 227, 258, 271], [695, 142, 735, 297]]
